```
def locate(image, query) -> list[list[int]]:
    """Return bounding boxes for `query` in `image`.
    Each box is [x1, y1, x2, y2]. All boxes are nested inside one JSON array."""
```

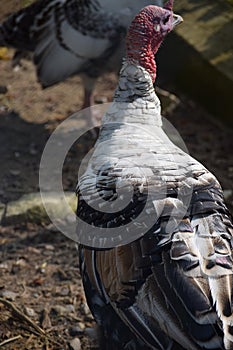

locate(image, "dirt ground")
[[0, 2, 233, 350]]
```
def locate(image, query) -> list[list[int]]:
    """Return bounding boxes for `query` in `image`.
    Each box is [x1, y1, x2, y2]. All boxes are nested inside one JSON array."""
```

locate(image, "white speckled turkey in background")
[[77, 1, 233, 349], [0, 0, 163, 126]]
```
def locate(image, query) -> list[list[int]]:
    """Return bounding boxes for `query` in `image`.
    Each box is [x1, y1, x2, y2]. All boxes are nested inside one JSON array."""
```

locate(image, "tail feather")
[[209, 275, 233, 350], [154, 250, 223, 349], [193, 214, 233, 349], [169, 214, 233, 349]]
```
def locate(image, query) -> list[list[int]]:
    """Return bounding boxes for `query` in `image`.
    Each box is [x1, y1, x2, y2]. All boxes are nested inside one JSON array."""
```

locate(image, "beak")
[[172, 13, 183, 28]]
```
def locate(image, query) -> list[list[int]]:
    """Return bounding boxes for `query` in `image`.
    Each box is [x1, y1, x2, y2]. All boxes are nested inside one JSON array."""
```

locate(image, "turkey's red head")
[[126, 1, 183, 82]]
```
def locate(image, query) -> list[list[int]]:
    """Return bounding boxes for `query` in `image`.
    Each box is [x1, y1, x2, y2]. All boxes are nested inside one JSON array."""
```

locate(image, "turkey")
[[76, 1, 233, 349], [0, 0, 163, 127]]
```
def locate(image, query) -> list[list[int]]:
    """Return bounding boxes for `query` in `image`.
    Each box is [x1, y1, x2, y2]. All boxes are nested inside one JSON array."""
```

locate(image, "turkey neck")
[[101, 61, 162, 128], [125, 6, 161, 83]]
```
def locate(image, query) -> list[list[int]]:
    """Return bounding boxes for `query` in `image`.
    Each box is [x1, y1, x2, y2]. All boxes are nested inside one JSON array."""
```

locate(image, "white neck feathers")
[[102, 62, 162, 127]]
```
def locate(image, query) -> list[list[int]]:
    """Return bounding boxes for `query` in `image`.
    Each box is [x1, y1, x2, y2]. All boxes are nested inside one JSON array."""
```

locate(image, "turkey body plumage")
[[77, 63, 233, 350], [76, 3, 233, 350]]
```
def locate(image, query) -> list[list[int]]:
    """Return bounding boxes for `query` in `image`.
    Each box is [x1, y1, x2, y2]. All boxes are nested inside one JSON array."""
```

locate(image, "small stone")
[[69, 338, 81, 350], [15, 258, 27, 267], [13, 65, 20, 72], [52, 305, 67, 315], [59, 287, 70, 296], [27, 246, 41, 254], [24, 307, 35, 317], [1, 290, 18, 301], [65, 304, 75, 313], [80, 302, 90, 315], [77, 322, 85, 330], [0, 263, 8, 269], [52, 304, 75, 316], [44, 244, 55, 251]]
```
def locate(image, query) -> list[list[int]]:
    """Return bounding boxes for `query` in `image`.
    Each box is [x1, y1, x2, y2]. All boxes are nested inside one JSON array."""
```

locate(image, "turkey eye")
[[163, 16, 170, 24], [154, 24, 160, 32]]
